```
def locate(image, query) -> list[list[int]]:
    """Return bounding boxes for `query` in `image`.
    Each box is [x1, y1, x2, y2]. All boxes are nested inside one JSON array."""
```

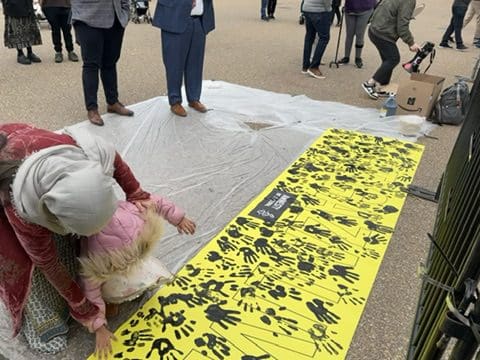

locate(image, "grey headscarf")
[[11, 130, 118, 236]]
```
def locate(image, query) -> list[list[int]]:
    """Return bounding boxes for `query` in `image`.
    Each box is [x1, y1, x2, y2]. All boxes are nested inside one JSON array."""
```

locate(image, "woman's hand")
[[95, 325, 117, 360], [177, 217, 196, 235]]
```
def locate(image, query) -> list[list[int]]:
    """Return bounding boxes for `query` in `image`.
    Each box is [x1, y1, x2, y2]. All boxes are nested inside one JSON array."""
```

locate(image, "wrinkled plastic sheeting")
[[69, 81, 434, 273], [0, 80, 435, 360]]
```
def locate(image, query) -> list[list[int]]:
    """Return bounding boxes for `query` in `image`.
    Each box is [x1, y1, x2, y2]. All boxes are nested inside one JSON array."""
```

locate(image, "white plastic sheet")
[[0, 81, 435, 360]]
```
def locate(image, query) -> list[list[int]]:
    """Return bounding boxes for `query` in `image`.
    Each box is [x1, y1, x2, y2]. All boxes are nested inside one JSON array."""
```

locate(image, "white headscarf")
[[12, 131, 118, 236]]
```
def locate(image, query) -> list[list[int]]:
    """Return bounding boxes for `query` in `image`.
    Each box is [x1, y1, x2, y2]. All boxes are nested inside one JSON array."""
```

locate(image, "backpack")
[[431, 80, 470, 125]]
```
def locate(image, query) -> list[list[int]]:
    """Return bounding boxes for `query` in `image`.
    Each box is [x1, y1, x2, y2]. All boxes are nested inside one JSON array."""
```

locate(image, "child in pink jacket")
[[77, 194, 195, 355]]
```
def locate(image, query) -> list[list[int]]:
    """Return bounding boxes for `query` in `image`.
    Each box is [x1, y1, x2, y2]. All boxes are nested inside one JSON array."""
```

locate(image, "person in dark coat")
[[1, 0, 42, 64]]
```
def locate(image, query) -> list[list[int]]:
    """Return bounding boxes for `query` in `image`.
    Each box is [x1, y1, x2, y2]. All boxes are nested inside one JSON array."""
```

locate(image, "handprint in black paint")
[[316, 247, 344, 262], [361, 248, 380, 260], [328, 265, 360, 284], [217, 236, 238, 253], [335, 174, 356, 183], [194, 333, 231, 359], [172, 275, 191, 289], [310, 183, 330, 193], [288, 203, 304, 214], [297, 254, 315, 273], [121, 328, 154, 348], [307, 299, 341, 324], [227, 225, 244, 238], [311, 209, 334, 221], [237, 286, 261, 312], [236, 217, 259, 230], [269, 250, 295, 266], [301, 194, 320, 206], [261, 307, 299, 336], [337, 284, 365, 306], [308, 323, 344, 355], [344, 164, 358, 173], [238, 246, 259, 264], [304, 224, 331, 238], [207, 251, 236, 270], [334, 216, 357, 227], [158, 292, 203, 309], [146, 338, 183, 360], [375, 205, 399, 214], [230, 265, 253, 278], [241, 355, 271, 360], [364, 220, 393, 234], [363, 234, 387, 245], [328, 235, 351, 251], [205, 303, 242, 329], [254, 238, 275, 255]]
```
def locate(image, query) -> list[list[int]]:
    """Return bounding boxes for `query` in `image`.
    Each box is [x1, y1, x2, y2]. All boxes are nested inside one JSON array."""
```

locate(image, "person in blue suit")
[[153, 0, 215, 117]]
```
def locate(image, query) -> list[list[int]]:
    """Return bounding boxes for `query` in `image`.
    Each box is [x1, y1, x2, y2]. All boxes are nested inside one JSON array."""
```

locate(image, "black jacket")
[[2, 0, 34, 18]]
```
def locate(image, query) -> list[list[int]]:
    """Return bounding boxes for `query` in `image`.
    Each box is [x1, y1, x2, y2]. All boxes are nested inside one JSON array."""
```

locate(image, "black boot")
[[17, 49, 31, 65], [27, 47, 41, 63]]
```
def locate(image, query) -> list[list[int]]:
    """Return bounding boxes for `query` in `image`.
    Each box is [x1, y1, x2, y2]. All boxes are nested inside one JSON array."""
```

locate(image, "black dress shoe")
[[17, 54, 31, 65], [28, 53, 42, 63]]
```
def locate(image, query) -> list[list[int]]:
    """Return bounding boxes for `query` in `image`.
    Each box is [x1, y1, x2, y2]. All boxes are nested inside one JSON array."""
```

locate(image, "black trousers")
[[268, 0, 277, 16], [42, 7, 74, 52], [331, 0, 341, 24], [74, 18, 125, 111], [369, 28, 400, 86], [441, 5, 468, 46]]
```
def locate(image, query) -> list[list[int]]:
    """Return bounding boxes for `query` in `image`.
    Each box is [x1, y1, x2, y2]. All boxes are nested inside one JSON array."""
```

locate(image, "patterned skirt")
[[4, 15, 42, 49], [21, 234, 77, 354]]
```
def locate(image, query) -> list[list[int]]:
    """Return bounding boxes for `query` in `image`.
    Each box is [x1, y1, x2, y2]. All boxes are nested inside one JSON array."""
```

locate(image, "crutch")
[[329, 6, 345, 68]]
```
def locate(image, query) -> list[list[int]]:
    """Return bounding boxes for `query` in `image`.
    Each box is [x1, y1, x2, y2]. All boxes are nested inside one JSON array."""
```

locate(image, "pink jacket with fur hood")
[[78, 194, 184, 332]]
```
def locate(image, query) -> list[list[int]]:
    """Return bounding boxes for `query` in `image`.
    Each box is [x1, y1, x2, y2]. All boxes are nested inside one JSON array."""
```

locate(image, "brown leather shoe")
[[87, 109, 104, 126], [107, 102, 134, 116], [170, 103, 187, 117], [188, 101, 208, 113]]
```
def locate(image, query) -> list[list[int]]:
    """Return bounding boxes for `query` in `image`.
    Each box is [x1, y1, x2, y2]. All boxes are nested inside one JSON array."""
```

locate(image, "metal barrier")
[[408, 65, 480, 359]]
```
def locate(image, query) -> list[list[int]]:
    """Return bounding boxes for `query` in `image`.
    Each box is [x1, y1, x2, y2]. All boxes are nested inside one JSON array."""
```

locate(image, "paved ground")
[[0, 0, 478, 358]]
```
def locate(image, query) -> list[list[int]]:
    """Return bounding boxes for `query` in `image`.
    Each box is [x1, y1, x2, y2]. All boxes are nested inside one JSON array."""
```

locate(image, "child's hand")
[[95, 325, 117, 360], [177, 217, 196, 235]]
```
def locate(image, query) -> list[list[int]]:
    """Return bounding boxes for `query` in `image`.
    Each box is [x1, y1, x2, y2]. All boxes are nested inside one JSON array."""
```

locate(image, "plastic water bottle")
[[380, 93, 397, 117]]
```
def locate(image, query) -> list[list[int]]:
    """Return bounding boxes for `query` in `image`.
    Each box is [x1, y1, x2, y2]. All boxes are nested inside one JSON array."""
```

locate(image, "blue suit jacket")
[[152, 0, 215, 34]]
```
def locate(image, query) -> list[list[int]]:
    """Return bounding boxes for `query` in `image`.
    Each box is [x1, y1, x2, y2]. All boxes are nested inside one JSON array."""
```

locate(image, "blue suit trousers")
[[161, 17, 206, 105]]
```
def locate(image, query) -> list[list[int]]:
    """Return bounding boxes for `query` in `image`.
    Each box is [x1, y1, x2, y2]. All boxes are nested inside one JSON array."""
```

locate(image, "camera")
[[403, 41, 436, 73]]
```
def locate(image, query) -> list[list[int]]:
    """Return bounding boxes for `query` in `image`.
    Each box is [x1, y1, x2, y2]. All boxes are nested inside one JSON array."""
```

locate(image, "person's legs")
[[452, 5, 468, 47], [441, 10, 456, 45], [261, 0, 268, 19], [42, 7, 62, 53], [184, 18, 206, 104], [58, 7, 74, 53], [100, 17, 125, 106], [342, 14, 356, 61], [464, 3, 475, 27], [267, 0, 277, 17], [302, 13, 317, 70], [369, 29, 400, 86], [334, 5, 341, 25], [309, 11, 331, 68], [162, 22, 193, 105], [353, 9, 372, 67], [74, 21, 104, 110]]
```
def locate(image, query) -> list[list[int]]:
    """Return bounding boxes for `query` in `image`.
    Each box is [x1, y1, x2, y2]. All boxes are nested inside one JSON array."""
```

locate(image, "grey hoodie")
[[302, 0, 332, 13]]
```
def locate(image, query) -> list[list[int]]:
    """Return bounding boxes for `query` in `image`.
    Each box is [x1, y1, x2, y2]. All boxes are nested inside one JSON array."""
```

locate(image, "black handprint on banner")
[[254, 238, 275, 255], [217, 236, 238, 253], [374, 205, 399, 214], [158, 293, 204, 309], [172, 275, 191, 290], [344, 164, 358, 173], [227, 225, 245, 239], [237, 286, 261, 313], [160, 310, 196, 340], [361, 248, 381, 260], [260, 307, 299, 336], [335, 174, 356, 183], [301, 194, 321, 206], [269, 250, 296, 266], [328, 265, 360, 284], [337, 284, 365, 306], [308, 323, 344, 356], [311, 209, 334, 221], [259, 227, 274, 237], [230, 265, 253, 278], [236, 217, 260, 230], [241, 355, 271, 360], [328, 235, 351, 251], [238, 247, 259, 264], [364, 220, 393, 234], [334, 216, 357, 227], [297, 254, 316, 273], [310, 183, 330, 193], [363, 234, 387, 245], [146, 338, 183, 360], [207, 251, 236, 270], [194, 333, 231, 360], [205, 303, 242, 329], [121, 329, 154, 347], [315, 246, 345, 262], [398, 175, 412, 182], [304, 224, 331, 238], [307, 299, 341, 324], [304, 162, 321, 172]]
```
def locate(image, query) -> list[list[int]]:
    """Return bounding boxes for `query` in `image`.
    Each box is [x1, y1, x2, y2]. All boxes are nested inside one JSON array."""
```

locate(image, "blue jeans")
[[302, 11, 331, 69], [441, 5, 468, 46], [261, 0, 268, 17]]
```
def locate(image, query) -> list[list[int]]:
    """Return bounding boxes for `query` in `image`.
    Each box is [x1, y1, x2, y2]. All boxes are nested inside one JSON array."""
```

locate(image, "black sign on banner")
[[249, 189, 297, 225]]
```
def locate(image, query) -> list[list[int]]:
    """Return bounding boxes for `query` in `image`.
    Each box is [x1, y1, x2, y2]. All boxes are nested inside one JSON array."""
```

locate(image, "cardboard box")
[[396, 73, 445, 118]]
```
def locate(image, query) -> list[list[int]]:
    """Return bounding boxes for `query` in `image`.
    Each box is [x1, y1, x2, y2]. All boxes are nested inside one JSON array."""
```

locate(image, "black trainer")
[[361, 82, 379, 100], [355, 57, 363, 68], [439, 42, 452, 49], [338, 57, 349, 65], [456, 44, 468, 51], [28, 53, 42, 63], [17, 54, 31, 65]]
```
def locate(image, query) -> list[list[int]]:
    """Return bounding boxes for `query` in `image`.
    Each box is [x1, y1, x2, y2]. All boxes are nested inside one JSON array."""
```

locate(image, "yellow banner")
[[89, 129, 423, 360]]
